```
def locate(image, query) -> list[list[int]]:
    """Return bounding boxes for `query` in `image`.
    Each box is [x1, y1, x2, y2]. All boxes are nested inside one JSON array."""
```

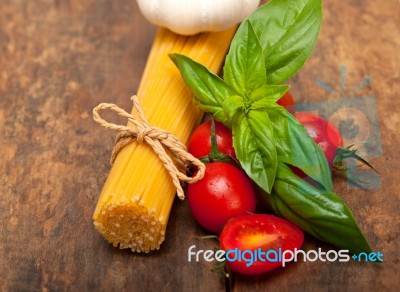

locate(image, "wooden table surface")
[[1, 0, 399, 291]]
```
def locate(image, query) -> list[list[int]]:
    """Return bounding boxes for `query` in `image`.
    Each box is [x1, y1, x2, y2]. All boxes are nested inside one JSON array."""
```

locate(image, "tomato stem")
[[210, 262, 231, 280], [207, 118, 236, 164], [333, 145, 378, 173]]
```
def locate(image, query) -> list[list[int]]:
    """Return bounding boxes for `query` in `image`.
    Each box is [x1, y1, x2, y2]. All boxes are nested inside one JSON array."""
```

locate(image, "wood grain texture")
[[0, 0, 398, 291]]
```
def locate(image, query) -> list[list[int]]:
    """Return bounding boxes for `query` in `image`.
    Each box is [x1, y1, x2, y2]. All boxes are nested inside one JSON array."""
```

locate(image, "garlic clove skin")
[[136, 0, 261, 35]]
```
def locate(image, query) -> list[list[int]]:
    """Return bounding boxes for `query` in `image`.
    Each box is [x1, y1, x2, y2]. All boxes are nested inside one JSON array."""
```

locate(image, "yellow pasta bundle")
[[93, 27, 237, 253]]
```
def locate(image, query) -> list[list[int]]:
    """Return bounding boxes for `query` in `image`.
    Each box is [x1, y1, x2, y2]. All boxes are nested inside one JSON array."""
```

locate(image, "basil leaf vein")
[[268, 107, 333, 191], [233, 110, 277, 193], [224, 20, 267, 94], [169, 53, 234, 125]]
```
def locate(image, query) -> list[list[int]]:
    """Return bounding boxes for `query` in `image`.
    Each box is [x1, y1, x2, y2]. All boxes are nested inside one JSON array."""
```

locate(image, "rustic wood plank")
[[233, 0, 400, 291], [1, 0, 399, 291], [0, 0, 224, 291]]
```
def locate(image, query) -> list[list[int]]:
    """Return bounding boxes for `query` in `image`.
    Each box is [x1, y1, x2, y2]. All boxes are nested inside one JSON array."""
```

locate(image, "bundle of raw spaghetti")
[[92, 27, 237, 253]]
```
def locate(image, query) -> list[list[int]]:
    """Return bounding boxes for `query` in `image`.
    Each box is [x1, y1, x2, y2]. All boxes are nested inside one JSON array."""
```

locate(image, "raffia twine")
[[92, 95, 205, 200]]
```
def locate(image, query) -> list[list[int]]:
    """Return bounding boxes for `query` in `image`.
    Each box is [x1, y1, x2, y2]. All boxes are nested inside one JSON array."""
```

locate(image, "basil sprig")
[[171, 0, 372, 253], [170, 6, 331, 192]]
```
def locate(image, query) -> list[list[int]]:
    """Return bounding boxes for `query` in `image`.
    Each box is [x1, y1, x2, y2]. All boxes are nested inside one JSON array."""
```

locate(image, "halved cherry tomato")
[[277, 92, 295, 114], [187, 162, 256, 234], [220, 214, 304, 275], [188, 120, 236, 159]]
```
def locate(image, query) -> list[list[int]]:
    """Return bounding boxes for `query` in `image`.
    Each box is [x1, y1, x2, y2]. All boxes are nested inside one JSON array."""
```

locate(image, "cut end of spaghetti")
[[93, 203, 166, 253]]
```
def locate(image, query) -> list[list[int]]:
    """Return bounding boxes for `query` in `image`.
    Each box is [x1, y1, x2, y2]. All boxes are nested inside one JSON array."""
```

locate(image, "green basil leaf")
[[222, 95, 244, 121], [236, 0, 322, 84], [250, 85, 289, 108], [170, 53, 234, 125], [233, 111, 277, 193], [223, 20, 266, 94], [268, 107, 333, 191], [267, 162, 372, 253]]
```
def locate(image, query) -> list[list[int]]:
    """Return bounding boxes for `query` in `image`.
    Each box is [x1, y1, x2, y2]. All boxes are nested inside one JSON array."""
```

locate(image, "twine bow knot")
[[92, 95, 205, 200]]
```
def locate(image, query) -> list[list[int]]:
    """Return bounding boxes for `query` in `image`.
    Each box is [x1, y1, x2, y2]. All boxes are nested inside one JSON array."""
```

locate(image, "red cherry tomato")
[[188, 120, 236, 159], [220, 214, 304, 275], [296, 112, 343, 167], [187, 162, 256, 234], [277, 92, 295, 114]]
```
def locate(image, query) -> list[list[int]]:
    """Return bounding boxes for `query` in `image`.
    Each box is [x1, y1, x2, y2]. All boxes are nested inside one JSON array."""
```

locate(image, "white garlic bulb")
[[136, 0, 261, 35]]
